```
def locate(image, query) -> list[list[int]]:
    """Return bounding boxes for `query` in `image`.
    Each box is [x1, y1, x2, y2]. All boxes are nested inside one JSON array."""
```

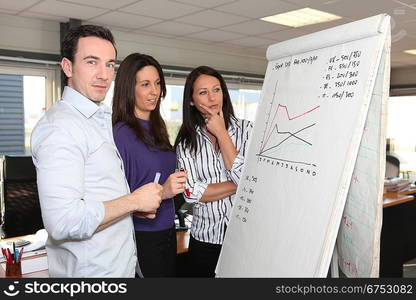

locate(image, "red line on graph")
[[261, 104, 320, 152], [278, 104, 320, 120]]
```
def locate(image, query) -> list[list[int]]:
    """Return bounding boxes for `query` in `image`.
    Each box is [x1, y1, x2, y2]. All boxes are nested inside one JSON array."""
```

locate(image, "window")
[[387, 96, 416, 176], [23, 76, 46, 154], [0, 65, 58, 156], [0, 65, 58, 227], [229, 88, 261, 122], [161, 85, 184, 144], [0, 74, 25, 155]]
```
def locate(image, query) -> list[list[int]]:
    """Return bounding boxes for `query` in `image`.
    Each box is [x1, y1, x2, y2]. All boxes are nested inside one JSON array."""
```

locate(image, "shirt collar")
[[62, 86, 110, 118], [228, 115, 240, 135]]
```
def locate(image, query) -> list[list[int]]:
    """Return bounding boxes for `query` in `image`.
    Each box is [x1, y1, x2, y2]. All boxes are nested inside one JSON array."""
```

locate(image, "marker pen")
[[17, 247, 24, 263], [154, 172, 161, 184], [184, 188, 190, 197], [179, 168, 191, 197]]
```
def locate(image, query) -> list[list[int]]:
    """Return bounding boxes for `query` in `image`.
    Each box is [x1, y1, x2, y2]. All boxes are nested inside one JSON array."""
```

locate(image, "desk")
[[383, 192, 415, 208], [0, 234, 48, 278], [401, 186, 416, 195], [0, 256, 48, 278], [1, 229, 191, 278], [176, 229, 190, 255], [383, 186, 416, 206]]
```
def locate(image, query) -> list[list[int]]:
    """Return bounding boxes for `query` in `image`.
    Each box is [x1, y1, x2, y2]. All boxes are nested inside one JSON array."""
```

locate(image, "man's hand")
[[131, 182, 162, 213], [133, 212, 156, 219]]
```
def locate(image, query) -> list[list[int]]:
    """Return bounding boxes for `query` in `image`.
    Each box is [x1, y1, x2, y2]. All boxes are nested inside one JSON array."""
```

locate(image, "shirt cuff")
[[81, 200, 105, 238], [226, 154, 245, 185], [186, 181, 208, 203]]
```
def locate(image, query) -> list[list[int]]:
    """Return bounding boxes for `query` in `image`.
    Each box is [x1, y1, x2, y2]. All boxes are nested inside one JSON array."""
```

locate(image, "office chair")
[[385, 154, 400, 178], [1, 155, 44, 238]]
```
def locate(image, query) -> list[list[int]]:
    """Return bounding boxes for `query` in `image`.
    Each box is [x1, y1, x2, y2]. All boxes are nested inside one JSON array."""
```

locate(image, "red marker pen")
[[179, 168, 191, 197], [185, 188, 190, 197]]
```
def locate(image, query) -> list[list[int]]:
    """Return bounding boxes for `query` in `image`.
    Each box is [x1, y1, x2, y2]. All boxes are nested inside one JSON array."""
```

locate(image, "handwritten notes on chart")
[[322, 51, 362, 100], [234, 175, 258, 225], [336, 32, 390, 277]]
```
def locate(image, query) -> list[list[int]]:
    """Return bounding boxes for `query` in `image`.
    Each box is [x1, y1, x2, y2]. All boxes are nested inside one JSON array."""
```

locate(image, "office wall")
[[391, 66, 416, 85], [0, 13, 267, 75], [390, 66, 416, 96], [0, 14, 60, 55]]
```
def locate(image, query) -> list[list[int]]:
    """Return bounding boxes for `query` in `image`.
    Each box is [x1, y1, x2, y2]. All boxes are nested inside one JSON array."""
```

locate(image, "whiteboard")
[[216, 15, 390, 277]]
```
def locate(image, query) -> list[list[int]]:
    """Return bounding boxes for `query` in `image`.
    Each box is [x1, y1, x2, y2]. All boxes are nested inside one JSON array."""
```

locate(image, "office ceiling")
[[0, 0, 416, 69]]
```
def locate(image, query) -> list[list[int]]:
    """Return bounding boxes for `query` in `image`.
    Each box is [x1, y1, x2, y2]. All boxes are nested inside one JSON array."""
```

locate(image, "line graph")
[[257, 80, 320, 167]]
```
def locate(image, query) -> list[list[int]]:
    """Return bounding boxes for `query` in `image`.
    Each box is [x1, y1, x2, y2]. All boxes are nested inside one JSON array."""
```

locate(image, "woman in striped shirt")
[[175, 66, 253, 277]]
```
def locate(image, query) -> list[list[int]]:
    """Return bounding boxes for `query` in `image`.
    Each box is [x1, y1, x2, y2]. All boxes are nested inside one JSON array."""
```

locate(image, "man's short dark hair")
[[61, 24, 117, 85]]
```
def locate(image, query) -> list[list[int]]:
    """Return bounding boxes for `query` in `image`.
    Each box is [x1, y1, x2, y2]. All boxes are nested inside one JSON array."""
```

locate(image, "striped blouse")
[[176, 116, 253, 244]]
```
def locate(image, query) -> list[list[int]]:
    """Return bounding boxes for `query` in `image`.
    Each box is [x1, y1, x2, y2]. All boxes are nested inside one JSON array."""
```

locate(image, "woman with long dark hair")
[[175, 66, 253, 277], [113, 53, 187, 277]]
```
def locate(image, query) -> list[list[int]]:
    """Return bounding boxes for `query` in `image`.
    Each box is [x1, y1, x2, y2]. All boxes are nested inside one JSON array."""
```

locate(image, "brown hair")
[[61, 24, 116, 86], [112, 53, 172, 151], [174, 66, 235, 153]]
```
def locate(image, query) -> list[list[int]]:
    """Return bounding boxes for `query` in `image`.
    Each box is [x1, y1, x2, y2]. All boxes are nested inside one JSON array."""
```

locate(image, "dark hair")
[[61, 24, 116, 86], [174, 66, 235, 153], [112, 53, 172, 151]]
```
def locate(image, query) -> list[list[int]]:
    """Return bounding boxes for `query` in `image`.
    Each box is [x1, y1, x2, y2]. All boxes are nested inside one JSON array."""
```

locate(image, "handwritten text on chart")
[[342, 258, 358, 276], [273, 55, 318, 71], [320, 50, 362, 101], [342, 215, 353, 229], [257, 156, 317, 176], [235, 175, 258, 224], [272, 50, 363, 101]]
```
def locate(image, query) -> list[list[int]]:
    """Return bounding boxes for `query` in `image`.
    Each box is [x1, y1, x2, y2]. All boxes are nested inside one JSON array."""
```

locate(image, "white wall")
[[0, 13, 267, 75], [390, 66, 416, 96], [391, 66, 416, 86], [0, 14, 60, 55]]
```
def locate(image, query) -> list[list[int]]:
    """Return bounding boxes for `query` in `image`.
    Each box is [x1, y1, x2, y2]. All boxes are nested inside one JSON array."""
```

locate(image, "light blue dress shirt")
[[31, 87, 138, 277]]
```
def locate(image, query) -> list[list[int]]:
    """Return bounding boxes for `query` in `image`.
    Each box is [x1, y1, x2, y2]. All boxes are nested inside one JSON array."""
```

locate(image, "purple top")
[[113, 119, 176, 231]]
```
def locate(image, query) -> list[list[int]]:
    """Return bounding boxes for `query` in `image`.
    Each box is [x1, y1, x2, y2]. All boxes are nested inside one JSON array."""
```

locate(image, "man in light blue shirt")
[[31, 25, 162, 277]]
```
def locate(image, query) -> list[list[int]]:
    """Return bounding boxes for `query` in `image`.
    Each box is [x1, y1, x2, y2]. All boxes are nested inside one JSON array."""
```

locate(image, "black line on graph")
[[261, 103, 320, 153], [260, 123, 316, 155], [260, 79, 279, 153]]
